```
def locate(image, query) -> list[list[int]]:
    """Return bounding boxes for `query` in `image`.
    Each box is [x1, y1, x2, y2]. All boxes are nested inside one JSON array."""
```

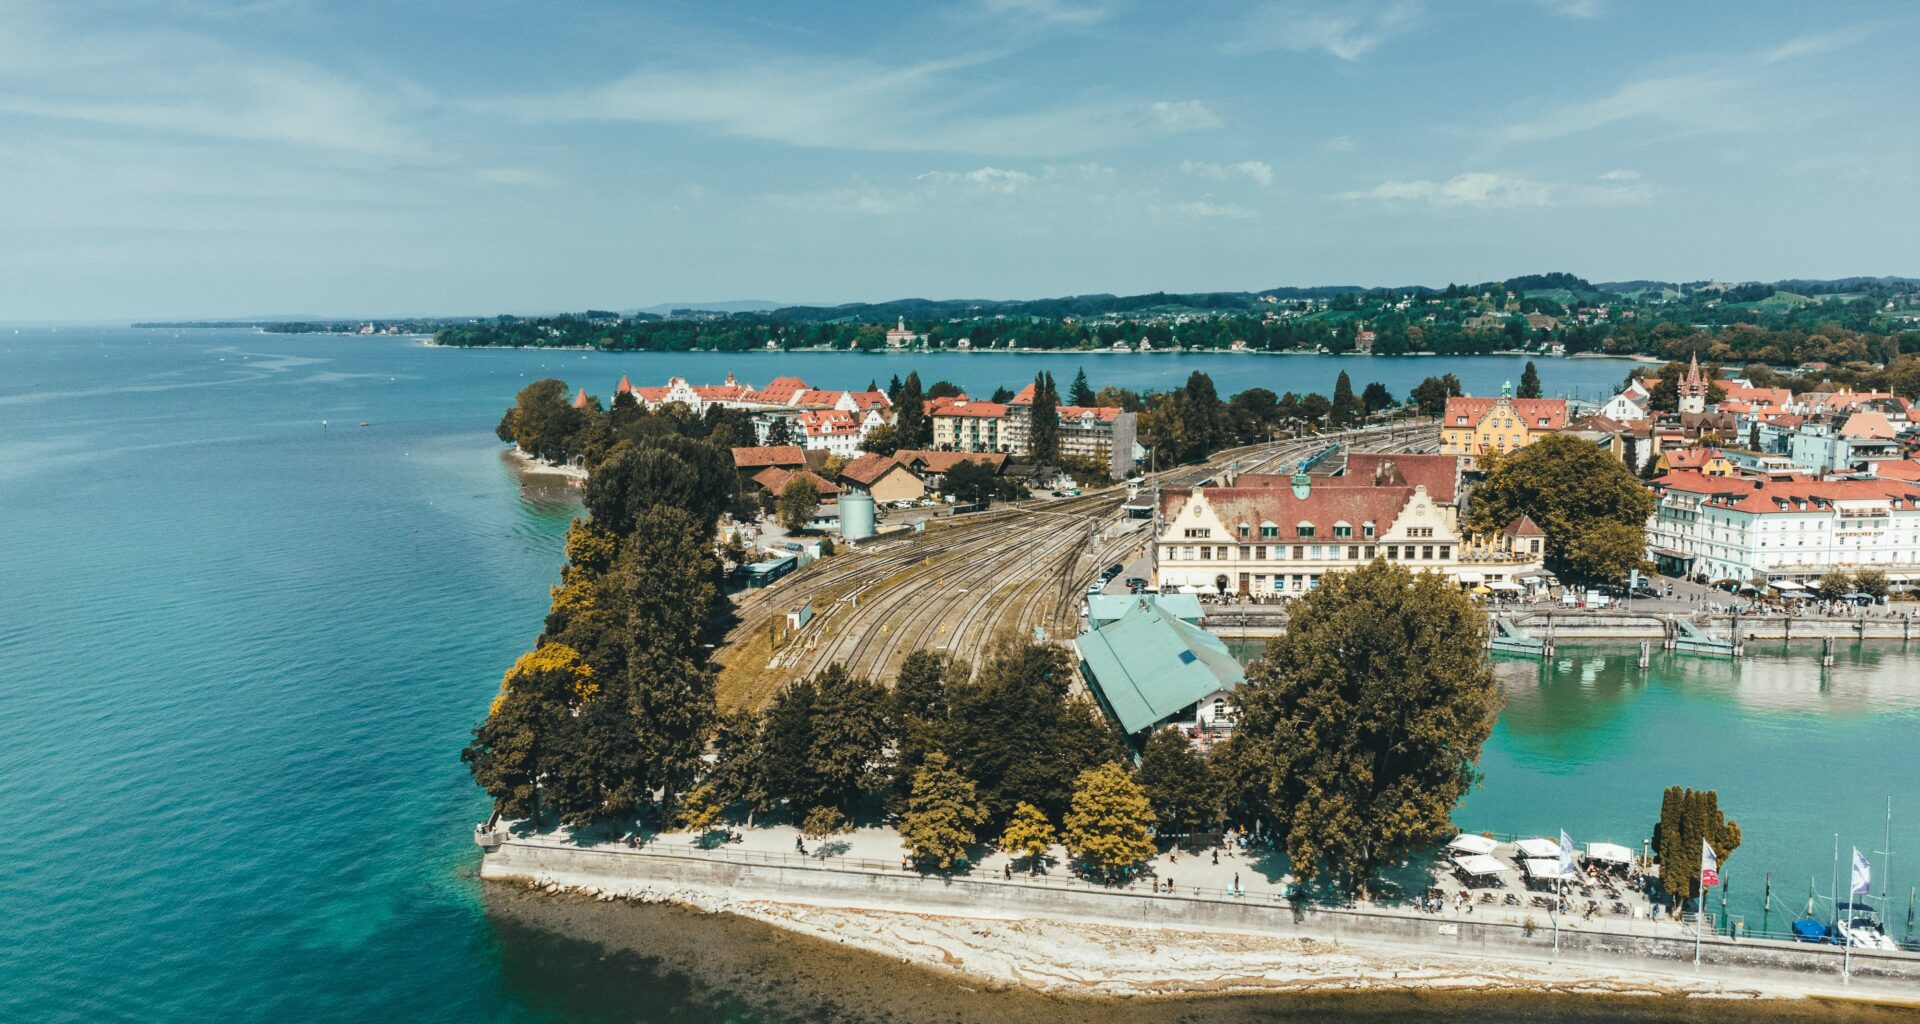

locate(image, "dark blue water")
[[5, 328, 1895, 1022]]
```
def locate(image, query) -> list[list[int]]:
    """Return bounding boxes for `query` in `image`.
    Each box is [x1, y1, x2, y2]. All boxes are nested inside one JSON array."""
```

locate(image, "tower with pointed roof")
[[1679, 354, 1708, 415]]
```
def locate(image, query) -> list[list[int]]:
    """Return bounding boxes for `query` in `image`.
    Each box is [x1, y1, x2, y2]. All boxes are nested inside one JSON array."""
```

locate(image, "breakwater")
[[477, 832, 1920, 1000]]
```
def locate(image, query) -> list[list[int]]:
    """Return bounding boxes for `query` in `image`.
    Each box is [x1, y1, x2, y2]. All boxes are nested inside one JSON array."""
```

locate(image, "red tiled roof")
[[893, 450, 1007, 474], [1504, 515, 1544, 536], [617, 375, 633, 394], [1343, 452, 1460, 505], [1874, 461, 1920, 482], [927, 398, 1008, 419], [1163, 485, 1418, 541], [1653, 471, 1920, 513], [1058, 404, 1122, 424], [798, 409, 861, 437], [744, 376, 812, 404], [1442, 396, 1569, 431], [1662, 447, 1723, 469], [571, 388, 591, 410], [732, 445, 808, 469], [1841, 411, 1896, 440], [838, 453, 908, 486], [751, 467, 842, 496]]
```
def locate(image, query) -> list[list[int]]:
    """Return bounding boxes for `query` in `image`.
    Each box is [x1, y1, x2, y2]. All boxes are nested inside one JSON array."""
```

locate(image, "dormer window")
[[1296, 522, 1316, 539], [1362, 521, 1376, 539], [1259, 521, 1279, 539], [1333, 522, 1353, 539], [1237, 523, 1251, 539]]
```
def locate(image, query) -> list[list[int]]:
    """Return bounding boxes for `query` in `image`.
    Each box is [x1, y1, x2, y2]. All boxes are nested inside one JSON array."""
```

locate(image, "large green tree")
[[1466, 433, 1656, 582], [1029, 371, 1061, 464], [1137, 727, 1221, 835], [1330, 370, 1363, 427], [498, 378, 592, 463], [462, 643, 597, 823], [1518, 361, 1543, 399], [1653, 787, 1742, 909], [585, 434, 737, 537], [894, 372, 931, 448], [776, 475, 821, 532], [1069, 367, 1095, 406], [755, 664, 891, 816], [1227, 560, 1500, 896], [1410, 374, 1462, 418]]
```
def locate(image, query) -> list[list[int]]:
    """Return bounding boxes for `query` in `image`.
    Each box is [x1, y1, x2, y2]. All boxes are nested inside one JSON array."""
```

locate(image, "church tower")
[[1678, 354, 1708, 415]]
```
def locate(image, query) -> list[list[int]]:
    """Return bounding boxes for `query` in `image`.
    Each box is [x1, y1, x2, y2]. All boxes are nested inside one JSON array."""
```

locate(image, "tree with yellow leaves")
[[1000, 801, 1056, 875], [463, 643, 595, 824], [1063, 762, 1156, 881]]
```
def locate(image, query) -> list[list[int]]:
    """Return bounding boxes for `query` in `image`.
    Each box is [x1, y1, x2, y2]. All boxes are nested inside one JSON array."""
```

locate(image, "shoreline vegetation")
[[483, 884, 1920, 1021]]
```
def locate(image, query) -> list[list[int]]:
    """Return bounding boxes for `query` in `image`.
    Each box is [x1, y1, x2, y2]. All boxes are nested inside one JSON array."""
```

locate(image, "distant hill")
[[624, 300, 785, 316]]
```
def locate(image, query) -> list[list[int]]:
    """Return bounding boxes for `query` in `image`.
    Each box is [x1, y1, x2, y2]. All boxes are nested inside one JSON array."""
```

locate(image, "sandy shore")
[[483, 882, 1920, 1024]]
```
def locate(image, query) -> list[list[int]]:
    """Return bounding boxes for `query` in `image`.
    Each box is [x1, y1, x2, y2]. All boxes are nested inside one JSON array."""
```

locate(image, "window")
[[1334, 523, 1353, 539], [1238, 546, 1250, 560], [1200, 546, 1212, 560], [1363, 521, 1376, 539], [1292, 545, 1304, 560], [1387, 545, 1399, 559], [1348, 546, 1360, 560], [1260, 524, 1278, 539], [1297, 522, 1316, 538], [1439, 545, 1452, 559], [1238, 524, 1250, 539], [1364, 545, 1376, 559], [1183, 528, 1209, 539], [1422, 545, 1435, 560], [1217, 546, 1228, 560], [1255, 545, 1267, 560]]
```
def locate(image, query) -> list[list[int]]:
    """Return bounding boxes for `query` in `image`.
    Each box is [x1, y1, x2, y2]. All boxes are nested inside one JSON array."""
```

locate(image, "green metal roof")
[[1085, 593, 1204, 629], [1075, 599, 1244, 736]]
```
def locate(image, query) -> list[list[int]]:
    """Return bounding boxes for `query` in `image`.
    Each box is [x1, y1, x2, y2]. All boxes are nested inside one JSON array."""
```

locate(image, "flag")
[[1700, 840, 1719, 889], [1558, 829, 1576, 878], [1851, 847, 1871, 896]]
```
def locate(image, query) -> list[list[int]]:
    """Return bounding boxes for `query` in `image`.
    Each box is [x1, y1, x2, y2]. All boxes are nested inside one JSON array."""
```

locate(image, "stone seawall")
[[478, 835, 1920, 999]]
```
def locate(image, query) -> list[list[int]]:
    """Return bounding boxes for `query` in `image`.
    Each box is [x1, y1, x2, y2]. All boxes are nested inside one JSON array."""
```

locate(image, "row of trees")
[[1137, 370, 1404, 465], [465, 397, 744, 826]]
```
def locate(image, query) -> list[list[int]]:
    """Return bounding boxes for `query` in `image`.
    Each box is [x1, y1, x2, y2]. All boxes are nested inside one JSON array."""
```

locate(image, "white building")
[[1646, 471, 1920, 584]]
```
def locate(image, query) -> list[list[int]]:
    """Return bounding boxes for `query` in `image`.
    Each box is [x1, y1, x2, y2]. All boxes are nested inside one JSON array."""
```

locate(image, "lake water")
[[1, 326, 1911, 1022]]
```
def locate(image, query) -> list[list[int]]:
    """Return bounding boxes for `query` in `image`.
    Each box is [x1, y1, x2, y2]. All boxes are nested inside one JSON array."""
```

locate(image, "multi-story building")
[[1152, 462, 1541, 597], [1439, 392, 1569, 460], [1645, 471, 1920, 584], [1001, 383, 1138, 477], [928, 397, 1010, 452]]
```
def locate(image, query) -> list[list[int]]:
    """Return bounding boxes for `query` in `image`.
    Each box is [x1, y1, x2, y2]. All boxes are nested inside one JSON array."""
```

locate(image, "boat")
[[1833, 902, 1899, 950]]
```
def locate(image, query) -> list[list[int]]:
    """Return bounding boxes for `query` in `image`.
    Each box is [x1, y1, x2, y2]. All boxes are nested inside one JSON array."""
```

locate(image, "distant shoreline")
[[420, 338, 1636, 361]]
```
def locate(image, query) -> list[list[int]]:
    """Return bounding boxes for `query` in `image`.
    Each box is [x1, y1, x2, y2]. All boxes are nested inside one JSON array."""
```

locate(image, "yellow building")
[[1440, 395, 1570, 458]]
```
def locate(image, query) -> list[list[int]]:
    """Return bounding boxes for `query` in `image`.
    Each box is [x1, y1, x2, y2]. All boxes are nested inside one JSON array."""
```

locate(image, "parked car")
[[1124, 577, 1148, 590], [1100, 563, 1125, 580]]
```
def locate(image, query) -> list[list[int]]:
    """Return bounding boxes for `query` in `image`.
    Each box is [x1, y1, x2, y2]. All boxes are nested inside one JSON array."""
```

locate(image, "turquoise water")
[[0, 327, 1906, 1022]]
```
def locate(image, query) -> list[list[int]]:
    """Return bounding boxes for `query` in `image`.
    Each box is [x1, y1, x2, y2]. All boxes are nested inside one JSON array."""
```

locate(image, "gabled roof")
[[1085, 593, 1204, 629], [751, 466, 842, 496], [1164, 485, 1418, 540], [1442, 396, 1569, 431], [1343, 452, 1460, 504], [743, 376, 812, 405], [838, 452, 911, 486], [732, 445, 808, 469], [1662, 447, 1724, 469], [926, 397, 1008, 419], [571, 388, 592, 409], [1842, 411, 1896, 440], [1652, 471, 1920, 513], [893, 449, 1007, 474], [1873, 460, 1920, 483], [1504, 515, 1544, 536], [1076, 599, 1244, 736]]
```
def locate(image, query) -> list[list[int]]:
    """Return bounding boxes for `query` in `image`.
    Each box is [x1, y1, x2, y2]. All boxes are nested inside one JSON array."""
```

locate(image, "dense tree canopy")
[[901, 752, 985, 870], [1466, 433, 1656, 583], [1653, 787, 1742, 907], [1063, 762, 1158, 879], [1228, 560, 1500, 895]]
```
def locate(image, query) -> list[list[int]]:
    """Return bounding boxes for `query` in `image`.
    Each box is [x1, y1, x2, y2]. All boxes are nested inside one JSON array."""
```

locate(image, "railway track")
[[716, 422, 1439, 704]]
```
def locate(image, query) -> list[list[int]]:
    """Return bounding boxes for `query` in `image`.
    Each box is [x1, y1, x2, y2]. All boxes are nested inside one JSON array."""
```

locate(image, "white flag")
[[1699, 839, 1719, 888], [1558, 829, 1575, 877], [1851, 847, 1872, 896]]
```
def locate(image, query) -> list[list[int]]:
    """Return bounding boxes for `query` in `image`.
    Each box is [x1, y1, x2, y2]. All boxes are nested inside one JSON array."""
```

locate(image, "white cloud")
[[979, 0, 1115, 26], [1322, 135, 1357, 153], [1597, 168, 1640, 181], [1335, 171, 1646, 208], [1179, 159, 1273, 186], [490, 56, 1220, 157], [1232, 0, 1424, 61], [1148, 100, 1224, 131], [1172, 200, 1257, 220], [917, 166, 1038, 194]]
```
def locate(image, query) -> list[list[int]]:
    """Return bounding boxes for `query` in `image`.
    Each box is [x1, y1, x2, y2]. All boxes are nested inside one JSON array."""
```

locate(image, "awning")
[[1447, 834, 1499, 856], [1649, 547, 1693, 560], [1886, 574, 1912, 583], [1770, 580, 1805, 590], [1160, 573, 1186, 586], [1514, 837, 1563, 860], [1487, 581, 1523, 592], [1524, 857, 1577, 880], [1587, 842, 1634, 864], [1458, 571, 1485, 583], [1453, 854, 1506, 877], [1781, 590, 1814, 600]]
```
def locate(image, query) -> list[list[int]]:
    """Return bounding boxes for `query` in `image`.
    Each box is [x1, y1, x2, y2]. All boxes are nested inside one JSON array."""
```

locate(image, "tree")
[[1410, 374, 1462, 418], [860, 423, 901, 456], [764, 416, 794, 446], [1296, 392, 1330, 427], [1466, 433, 1657, 583], [894, 372, 931, 448], [1137, 728, 1220, 835], [801, 805, 850, 837], [755, 664, 890, 816], [990, 385, 1014, 402], [1652, 787, 1742, 909], [943, 458, 1016, 506], [901, 752, 985, 870], [1360, 381, 1395, 414], [777, 475, 821, 532], [1330, 371, 1363, 427], [1564, 520, 1653, 584], [1001, 801, 1057, 874], [943, 634, 1125, 827], [1069, 367, 1095, 406], [1853, 569, 1888, 600], [676, 780, 726, 839], [585, 434, 737, 537], [1518, 361, 1543, 399], [1620, 433, 1641, 473], [462, 643, 597, 823], [1227, 560, 1500, 895], [1063, 762, 1157, 880], [1815, 571, 1852, 601], [891, 650, 958, 801], [1029, 371, 1060, 464], [498, 378, 592, 464]]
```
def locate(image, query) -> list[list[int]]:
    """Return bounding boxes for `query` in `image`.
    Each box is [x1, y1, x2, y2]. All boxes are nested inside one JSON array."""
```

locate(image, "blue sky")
[[3, 0, 1916, 320]]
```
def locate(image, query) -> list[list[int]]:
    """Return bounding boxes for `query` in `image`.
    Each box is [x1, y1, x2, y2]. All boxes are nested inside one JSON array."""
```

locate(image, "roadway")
[[714, 419, 1438, 709]]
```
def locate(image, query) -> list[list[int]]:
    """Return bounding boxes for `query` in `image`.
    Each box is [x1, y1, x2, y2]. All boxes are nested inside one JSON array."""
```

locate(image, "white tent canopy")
[[1447, 834, 1499, 856], [1453, 853, 1506, 877], [1515, 837, 1563, 860], [1770, 580, 1805, 590], [1587, 842, 1634, 865], [1524, 857, 1577, 880], [1458, 571, 1485, 583], [1486, 581, 1523, 592]]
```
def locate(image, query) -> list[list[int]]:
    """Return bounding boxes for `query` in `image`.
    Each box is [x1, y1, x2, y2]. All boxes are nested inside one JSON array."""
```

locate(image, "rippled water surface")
[[1, 327, 1912, 1022]]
